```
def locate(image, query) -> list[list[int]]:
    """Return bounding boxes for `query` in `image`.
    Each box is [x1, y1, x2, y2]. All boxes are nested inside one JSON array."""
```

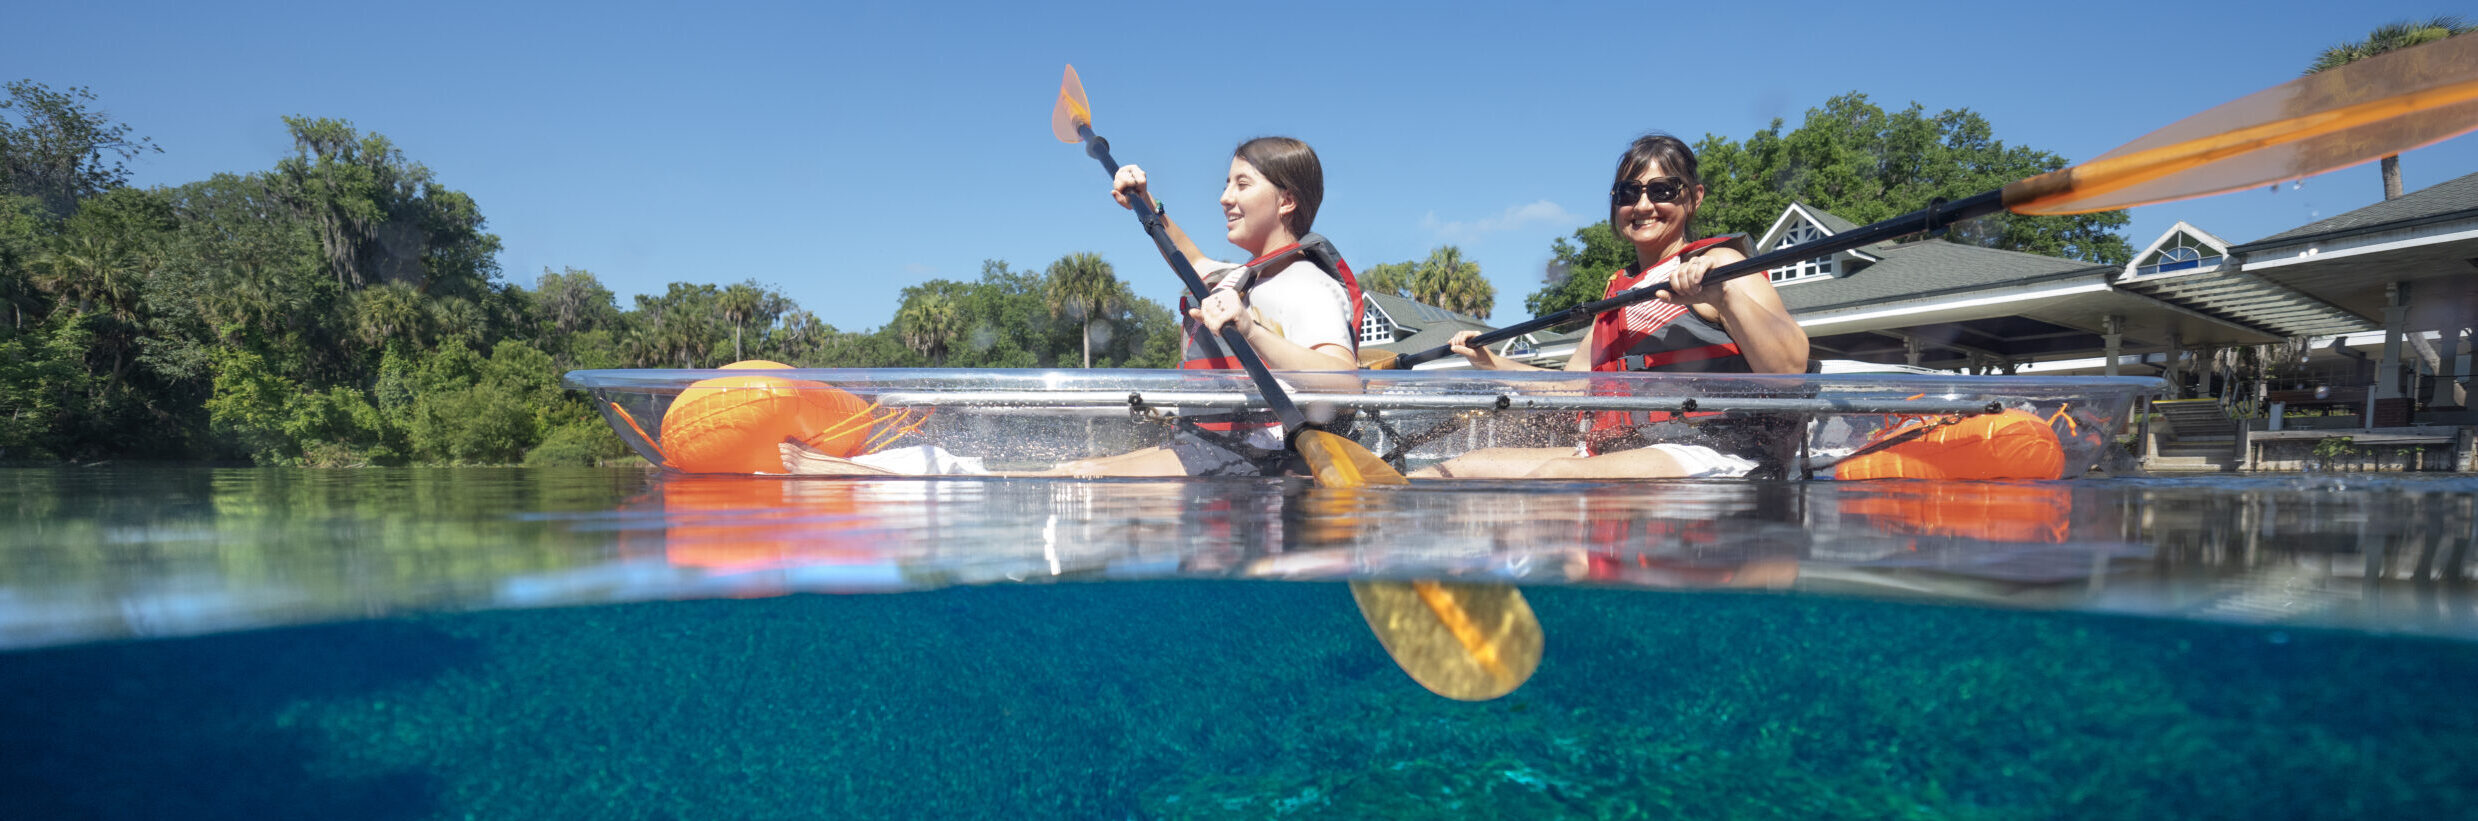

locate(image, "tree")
[[1526, 92, 2133, 320], [533, 267, 621, 336], [268, 117, 501, 295], [350, 281, 429, 349], [1412, 245, 1494, 319], [32, 234, 138, 321], [717, 281, 783, 363], [1043, 252, 1125, 368], [623, 283, 725, 368], [2307, 17, 2472, 200], [1359, 249, 1495, 317], [1359, 261, 1417, 299], [0, 80, 161, 218], [1525, 223, 1633, 322], [892, 288, 962, 365]]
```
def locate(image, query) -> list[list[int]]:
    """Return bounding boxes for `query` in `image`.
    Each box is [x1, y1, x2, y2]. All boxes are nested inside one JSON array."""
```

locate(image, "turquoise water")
[[4, 467, 2477, 818]]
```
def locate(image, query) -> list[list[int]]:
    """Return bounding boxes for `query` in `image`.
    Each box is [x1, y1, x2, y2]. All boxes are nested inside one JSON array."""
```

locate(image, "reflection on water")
[[2, 468, 2474, 648], [5, 468, 2478, 819]]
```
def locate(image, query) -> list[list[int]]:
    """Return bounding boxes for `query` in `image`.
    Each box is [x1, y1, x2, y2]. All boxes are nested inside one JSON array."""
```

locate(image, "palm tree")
[[350, 281, 428, 349], [893, 290, 961, 365], [1413, 245, 1496, 319], [2307, 17, 2473, 199], [33, 234, 139, 322], [717, 282, 767, 362], [1044, 252, 1123, 368]]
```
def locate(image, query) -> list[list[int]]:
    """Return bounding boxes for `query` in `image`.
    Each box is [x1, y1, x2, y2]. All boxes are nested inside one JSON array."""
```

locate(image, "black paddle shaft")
[[1386, 190, 2007, 369], [1076, 124, 1309, 432]]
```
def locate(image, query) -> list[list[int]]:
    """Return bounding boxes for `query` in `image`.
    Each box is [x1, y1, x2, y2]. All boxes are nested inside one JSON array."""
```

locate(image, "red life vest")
[[1178, 232, 1363, 370], [1582, 235, 1752, 448]]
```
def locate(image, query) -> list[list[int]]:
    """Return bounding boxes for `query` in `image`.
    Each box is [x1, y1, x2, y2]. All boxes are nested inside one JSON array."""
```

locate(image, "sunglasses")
[[1611, 176, 1688, 207]]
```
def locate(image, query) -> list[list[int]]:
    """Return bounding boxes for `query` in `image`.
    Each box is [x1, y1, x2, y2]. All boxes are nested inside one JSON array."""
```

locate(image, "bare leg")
[[1524, 446, 1690, 479], [1033, 445, 1190, 478], [1409, 447, 1575, 479]]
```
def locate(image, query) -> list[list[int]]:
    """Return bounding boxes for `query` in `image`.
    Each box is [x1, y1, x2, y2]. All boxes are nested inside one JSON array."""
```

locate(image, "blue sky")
[[12, 0, 2476, 335]]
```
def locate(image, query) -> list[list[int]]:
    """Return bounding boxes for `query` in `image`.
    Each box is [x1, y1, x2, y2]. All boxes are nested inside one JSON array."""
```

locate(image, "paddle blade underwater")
[[1351, 581, 1544, 701]]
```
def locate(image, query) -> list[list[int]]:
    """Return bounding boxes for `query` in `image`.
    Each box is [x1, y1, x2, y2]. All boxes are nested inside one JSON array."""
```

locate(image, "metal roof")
[[2109, 265, 2375, 339]]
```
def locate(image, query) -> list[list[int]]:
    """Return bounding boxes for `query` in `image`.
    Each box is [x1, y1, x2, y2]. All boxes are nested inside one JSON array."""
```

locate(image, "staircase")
[[2148, 399, 2240, 472]]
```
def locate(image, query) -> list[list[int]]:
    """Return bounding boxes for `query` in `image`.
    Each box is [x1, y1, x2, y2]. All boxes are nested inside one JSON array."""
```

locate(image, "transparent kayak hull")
[[562, 368, 2164, 478]]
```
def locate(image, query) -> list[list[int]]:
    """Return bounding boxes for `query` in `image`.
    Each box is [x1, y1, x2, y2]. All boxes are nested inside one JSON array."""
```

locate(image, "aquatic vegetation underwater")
[[4, 582, 2475, 820]]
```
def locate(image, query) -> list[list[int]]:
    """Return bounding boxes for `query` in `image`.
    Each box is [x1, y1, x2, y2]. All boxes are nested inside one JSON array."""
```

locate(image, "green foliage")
[[1525, 93, 2134, 320], [0, 81, 1207, 464], [270, 117, 502, 298], [1696, 93, 2131, 264], [0, 80, 162, 219], [205, 347, 298, 463], [1362, 247, 1496, 319], [1044, 252, 1125, 368], [1413, 245, 1493, 319], [1524, 223, 1635, 324], [403, 339, 563, 465], [523, 419, 634, 467], [1359, 260, 1415, 299], [0, 312, 95, 459], [2312, 436, 2359, 461]]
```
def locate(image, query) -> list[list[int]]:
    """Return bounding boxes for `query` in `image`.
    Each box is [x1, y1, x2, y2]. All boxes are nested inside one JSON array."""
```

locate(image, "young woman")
[[1412, 133, 1808, 480], [782, 136, 1360, 477]]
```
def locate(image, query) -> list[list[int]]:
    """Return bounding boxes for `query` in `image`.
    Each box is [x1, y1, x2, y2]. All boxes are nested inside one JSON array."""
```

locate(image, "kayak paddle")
[[1367, 32, 2478, 370], [1052, 65, 1543, 701]]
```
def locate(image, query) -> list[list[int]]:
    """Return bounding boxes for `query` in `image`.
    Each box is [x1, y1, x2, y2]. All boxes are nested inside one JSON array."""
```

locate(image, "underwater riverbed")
[[3, 467, 2475, 819]]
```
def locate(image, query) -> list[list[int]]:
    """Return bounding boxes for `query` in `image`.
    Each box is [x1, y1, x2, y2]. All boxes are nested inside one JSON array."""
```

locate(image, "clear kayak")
[[561, 367, 2163, 479]]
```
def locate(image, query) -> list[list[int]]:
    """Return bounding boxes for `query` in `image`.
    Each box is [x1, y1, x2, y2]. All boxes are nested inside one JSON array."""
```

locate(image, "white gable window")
[[1358, 307, 1395, 345], [1766, 222, 1835, 284], [2136, 232, 2224, 275]]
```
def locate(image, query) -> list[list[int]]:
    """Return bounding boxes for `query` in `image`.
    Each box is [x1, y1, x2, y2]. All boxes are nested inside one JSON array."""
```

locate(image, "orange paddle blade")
[[1297, 429, 1407, 487], [2007, 33, 2478, 215], [1349, 580, 1543, 701], [1051, 64, 1092, 143]]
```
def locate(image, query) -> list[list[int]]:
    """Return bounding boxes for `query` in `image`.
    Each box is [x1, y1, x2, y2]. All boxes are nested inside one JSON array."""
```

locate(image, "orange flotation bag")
[[1835, 408, 2066, 481], [651, 476, 884, 577], [659, 360, 880, 474], [1839, 481, 2073, 543]]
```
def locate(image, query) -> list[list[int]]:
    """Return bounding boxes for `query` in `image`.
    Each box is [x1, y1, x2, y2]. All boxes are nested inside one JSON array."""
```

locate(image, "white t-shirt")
[[1193, 256, 1355, 449], [1197, 258, 1355, 355]]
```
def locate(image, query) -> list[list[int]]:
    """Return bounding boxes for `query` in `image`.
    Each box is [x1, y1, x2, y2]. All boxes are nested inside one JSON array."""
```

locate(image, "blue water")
[[4, 467, 2476, 819]]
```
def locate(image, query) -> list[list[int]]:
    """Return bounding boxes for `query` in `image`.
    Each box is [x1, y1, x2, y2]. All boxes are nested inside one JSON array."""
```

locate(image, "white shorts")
[[849, 444, 987, 475], [1573, 442, 1757, 478]]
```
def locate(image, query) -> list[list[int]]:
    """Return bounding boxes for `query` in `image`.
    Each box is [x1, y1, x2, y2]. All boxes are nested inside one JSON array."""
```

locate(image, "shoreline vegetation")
[[1, 81, 2126, 467]]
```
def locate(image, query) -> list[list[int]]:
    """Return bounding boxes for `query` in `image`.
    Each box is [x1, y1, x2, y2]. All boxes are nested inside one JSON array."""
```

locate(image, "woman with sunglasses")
[[1414, 133, 1808, 479], [781, 136, 1361, 477]]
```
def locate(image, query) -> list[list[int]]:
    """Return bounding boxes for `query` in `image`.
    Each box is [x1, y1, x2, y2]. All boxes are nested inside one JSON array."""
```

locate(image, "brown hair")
[[1234, 136, 1322, 238], [1607, 133, 1702, 234]]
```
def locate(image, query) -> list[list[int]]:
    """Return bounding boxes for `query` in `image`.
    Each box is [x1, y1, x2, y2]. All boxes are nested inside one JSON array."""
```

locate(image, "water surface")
[[4, 467, 2475, 819]]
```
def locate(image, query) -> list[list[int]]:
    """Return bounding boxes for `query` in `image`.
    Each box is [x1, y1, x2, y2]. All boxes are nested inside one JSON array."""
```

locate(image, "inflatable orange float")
[[649, 360, 913, 474], [1835, 408, 2066, 481]]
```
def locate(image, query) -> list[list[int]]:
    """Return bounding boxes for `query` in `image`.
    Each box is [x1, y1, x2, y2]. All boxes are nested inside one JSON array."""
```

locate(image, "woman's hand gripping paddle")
[[1053, 65, 1542, 700], [1366, 32, 2478, 370]]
